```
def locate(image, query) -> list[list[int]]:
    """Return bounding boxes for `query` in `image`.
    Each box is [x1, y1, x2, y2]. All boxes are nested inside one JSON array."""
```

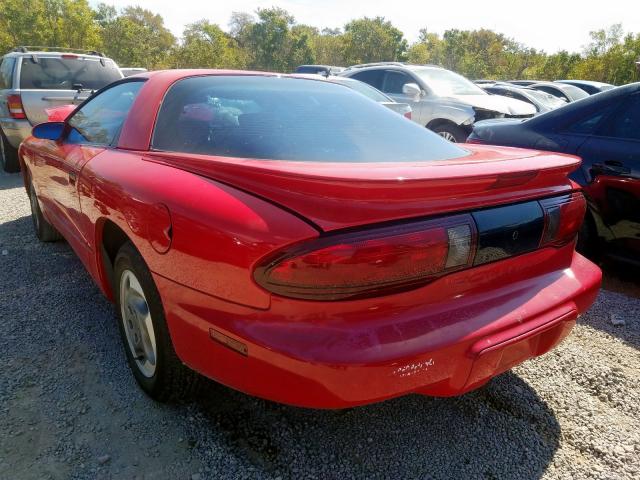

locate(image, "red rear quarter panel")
[[80, 151, 318, 309]]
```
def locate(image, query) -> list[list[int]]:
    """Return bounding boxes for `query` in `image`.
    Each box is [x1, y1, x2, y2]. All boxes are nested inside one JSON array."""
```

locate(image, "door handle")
[[68, 171, 77, 185]]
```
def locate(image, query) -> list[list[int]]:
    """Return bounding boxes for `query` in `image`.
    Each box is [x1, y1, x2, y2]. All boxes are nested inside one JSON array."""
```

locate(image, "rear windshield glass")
[[20, 56, 122, 90], [152, 75, 467, 163]]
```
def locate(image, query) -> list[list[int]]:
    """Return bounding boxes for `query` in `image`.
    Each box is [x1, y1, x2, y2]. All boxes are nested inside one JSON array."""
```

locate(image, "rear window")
[[152, 75, 467, 163], [20, 56, 122, 90]]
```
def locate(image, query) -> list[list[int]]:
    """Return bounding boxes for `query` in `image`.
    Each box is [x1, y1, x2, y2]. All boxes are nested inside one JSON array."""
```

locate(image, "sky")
[[93, 0, 640, 53]]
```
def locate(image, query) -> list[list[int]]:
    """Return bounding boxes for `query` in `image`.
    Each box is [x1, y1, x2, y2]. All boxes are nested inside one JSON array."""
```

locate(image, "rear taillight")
[[539, 192, 586, 247], [465, 137, 487, 145], [254, 215, 476, 301], [7, 94, 26, 119], [403, 111, 412, 120]]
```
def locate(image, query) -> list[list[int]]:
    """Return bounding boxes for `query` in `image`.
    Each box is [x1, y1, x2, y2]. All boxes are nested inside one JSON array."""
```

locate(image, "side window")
[[600, 95, 640, 141], [382, 71, 414, 94], [536, 86, 567, 101], [67, 81, 144, 146], [349, 70, 384, 90], [566, 104, 617, 135], [0, 57, 15, 89]]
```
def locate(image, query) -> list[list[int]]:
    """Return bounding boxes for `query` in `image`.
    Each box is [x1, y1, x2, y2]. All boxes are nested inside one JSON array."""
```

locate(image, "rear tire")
[[431, 124, 468, 143], [0, 128, 20, 173], [114, 242, 201, 401], [29, 184, 62, 242]]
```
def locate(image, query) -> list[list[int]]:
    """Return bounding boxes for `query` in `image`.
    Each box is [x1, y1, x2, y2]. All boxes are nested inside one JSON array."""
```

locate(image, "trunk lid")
[[20, 89, 89, 125], [144, 145, 581, 232]]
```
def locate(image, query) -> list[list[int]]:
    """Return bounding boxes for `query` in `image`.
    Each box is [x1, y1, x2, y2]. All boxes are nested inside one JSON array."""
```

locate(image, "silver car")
[[0, 47, 123, 172], [340, 62, 536, 142]]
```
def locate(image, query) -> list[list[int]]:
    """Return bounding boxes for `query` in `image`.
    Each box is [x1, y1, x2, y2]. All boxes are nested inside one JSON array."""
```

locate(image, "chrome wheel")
[[120, 269, 157, 378], [437, 131, 457, 142]]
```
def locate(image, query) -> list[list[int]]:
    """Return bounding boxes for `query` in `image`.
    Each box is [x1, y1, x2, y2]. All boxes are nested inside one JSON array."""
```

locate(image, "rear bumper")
[[0, 118, 31, 148], [156, 248, 601, 409]]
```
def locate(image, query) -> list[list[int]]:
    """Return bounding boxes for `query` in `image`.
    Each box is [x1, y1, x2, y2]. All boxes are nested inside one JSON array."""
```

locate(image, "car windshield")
[[525, 88, 567, 108], [414, 68, 486, 96], [152, 75, 467, 163], [20, 56, 122, 90], [330, 78, 390, 102]]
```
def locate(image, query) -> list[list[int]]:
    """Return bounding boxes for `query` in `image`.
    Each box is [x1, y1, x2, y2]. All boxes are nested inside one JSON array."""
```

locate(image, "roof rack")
[[343, 61, 406, 71], [12, 46, 104, 57]]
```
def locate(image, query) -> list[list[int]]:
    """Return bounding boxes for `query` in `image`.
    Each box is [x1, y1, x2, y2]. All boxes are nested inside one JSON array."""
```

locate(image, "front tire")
[[29, 184, 62, 242], [114, 242, 200, 401], [431, 124, 468, 143], [0, 128, 20, 173]]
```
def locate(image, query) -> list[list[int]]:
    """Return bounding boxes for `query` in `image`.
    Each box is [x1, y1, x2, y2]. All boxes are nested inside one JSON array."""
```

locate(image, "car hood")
[[444, 94, 536, 116], [145, 146, 580, 231]]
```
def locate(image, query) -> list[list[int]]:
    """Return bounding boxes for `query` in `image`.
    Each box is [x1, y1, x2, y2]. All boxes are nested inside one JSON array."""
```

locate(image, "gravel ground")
[[1, 169, 639, 480]]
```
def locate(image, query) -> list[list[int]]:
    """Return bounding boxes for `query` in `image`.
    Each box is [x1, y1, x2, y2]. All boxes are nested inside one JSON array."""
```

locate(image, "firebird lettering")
[[393, 359, 435, 378]]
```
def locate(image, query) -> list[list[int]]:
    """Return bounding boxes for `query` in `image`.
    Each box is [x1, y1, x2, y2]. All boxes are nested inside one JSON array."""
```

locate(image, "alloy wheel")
[[437, 131, 457, 142], [119, 269, 157, 378]]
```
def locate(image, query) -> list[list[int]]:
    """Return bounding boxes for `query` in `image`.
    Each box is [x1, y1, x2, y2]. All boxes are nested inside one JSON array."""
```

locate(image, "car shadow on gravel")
[[191, 372, 561, 480]]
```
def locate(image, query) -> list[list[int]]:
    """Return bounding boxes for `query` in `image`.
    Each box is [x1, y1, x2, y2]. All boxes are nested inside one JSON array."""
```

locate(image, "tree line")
[[1, 0, 639, 84]]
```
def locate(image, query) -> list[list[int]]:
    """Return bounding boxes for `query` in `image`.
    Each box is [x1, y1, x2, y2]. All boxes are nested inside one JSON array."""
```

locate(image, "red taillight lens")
[[254, 215, 476, 301], [7, 94, 26, 119], [539, 192, 586, 247], [465, 137, 487, 145], [403, 111, 412, 120]]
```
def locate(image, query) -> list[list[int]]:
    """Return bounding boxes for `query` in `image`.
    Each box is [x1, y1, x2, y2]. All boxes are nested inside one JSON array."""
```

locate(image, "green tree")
[[172, 20, 245, 69], [0, 0, 100, 54], [244, 7, 314, 71], [97, 4, 176, 68], [342, 17, 407, 65]]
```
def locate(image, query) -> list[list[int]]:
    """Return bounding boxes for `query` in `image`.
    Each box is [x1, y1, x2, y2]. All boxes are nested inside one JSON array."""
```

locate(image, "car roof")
[[555, 79, 613, 87]]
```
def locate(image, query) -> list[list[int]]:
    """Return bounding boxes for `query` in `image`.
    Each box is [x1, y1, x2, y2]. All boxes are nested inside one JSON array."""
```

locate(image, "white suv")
[[0, 47, 123, 172]]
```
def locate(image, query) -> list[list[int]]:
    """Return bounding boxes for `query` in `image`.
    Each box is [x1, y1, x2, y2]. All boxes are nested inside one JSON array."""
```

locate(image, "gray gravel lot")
[[1, 169, 639, 480]]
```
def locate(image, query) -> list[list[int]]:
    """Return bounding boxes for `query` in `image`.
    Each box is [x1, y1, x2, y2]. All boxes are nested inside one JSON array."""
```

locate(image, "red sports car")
[[18, 70, 601, 408]]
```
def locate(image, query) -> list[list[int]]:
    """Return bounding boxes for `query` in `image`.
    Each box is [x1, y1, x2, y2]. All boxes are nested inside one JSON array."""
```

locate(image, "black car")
[[555, 80, 615, 95], [468, 83, 640, 265]]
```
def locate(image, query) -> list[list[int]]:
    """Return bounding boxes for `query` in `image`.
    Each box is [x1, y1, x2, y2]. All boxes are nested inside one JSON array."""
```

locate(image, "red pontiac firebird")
[[18, 70, 601, 408]]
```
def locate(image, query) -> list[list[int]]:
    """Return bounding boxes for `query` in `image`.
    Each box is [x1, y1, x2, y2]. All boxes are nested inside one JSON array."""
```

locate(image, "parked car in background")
[[555, 80, 615, 95], [121, 67, 148, 77], [480, 82, 567, 113], [527, 81, 589, 103], [19, 70, 600, 407], [0, 46, 123, 172], [294, 65, 344, 76], [295, 74, 412, 118], [469, 82, 640, 266], [507, 80, 541, 86], [340, 62, 535, 142]]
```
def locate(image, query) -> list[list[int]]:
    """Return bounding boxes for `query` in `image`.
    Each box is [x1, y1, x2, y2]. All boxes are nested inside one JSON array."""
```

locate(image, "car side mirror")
[[32, 122, 65, 141], [402, 83, 423, 101]]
